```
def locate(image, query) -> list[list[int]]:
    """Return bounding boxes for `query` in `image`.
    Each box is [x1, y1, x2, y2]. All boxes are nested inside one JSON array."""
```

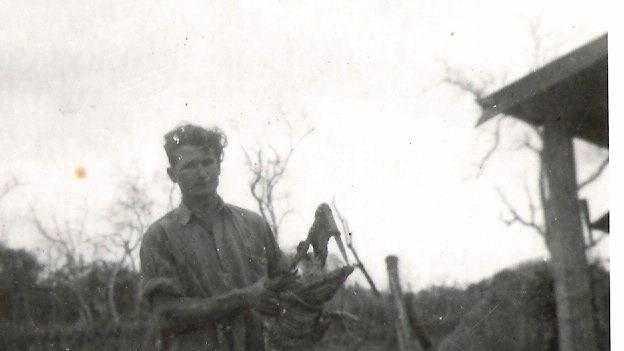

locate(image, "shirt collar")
[[174, 194, 226, 225]]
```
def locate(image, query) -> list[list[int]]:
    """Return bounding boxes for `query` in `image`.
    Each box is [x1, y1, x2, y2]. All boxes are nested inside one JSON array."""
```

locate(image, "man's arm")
[[140, 223, 277, 331], [152, 280, 278, 331]]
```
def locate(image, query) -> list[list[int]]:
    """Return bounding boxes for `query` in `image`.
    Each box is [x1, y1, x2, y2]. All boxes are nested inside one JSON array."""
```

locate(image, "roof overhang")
[[590, 212, 609, 233], [476, 34, 608, 148]]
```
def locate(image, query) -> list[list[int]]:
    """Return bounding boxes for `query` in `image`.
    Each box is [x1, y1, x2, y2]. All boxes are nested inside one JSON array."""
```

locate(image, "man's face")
[[168, 145, 220, 198]]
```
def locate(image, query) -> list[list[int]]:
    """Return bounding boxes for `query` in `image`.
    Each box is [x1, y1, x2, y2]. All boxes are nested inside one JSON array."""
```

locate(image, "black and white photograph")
[[0, 1, 613, 350]]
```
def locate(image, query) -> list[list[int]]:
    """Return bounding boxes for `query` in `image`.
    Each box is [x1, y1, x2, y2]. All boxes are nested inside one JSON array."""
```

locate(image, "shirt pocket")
[[229, 214, 269, 276], [242, 231, 269, 273]]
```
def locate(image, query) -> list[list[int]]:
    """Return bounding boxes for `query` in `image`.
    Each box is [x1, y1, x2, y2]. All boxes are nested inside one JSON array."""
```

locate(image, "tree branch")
[[475, 116, 504, 177], [585, 231, 608, 250], [578, 157, 609, 190], [440, 60, 493, 99], [513, 126, 543, 156], [244, 148, 269, 224], [243, 126, 314, 239], [331, 198, 380, 297], [30, 205, 75, 259], [496, 187, 545, 236]]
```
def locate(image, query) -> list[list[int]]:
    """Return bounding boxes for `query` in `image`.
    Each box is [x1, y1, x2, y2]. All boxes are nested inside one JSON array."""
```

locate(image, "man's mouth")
[[196, 179, 216, 187]]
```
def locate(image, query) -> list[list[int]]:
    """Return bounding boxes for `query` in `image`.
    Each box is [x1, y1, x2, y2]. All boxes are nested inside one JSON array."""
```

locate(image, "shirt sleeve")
[[140, 223, 185, 307], [260, 220, 290, 278]]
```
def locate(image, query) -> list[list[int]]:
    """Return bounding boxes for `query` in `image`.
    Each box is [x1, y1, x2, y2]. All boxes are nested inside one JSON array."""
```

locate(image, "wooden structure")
[[591, 212, 609, 233], [476, 34, 608, 351], [385, 255, 423, 351], [477, 34, 608, 147]]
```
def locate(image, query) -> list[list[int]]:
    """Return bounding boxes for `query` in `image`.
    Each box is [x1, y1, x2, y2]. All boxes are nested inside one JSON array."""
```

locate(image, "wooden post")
[[541, 117, 597, 351], [578, 198, 604, 350], [578, 199, 593, 247], [385, 255, 422, 351]]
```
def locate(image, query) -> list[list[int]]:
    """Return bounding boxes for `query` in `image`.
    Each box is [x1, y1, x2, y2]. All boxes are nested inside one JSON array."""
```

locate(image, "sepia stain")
[[74, 166, 87, 179]]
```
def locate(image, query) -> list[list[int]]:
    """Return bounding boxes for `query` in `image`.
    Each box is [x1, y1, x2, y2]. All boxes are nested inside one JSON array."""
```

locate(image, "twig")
[[440, 60, 491, 99], [496, 187, 545, 236], [513, 126, 543, 156], [476, 116, 504, 177], [331, 199, 380, 297], [585, 232, 608, 250], [578, 157, 609, 190]]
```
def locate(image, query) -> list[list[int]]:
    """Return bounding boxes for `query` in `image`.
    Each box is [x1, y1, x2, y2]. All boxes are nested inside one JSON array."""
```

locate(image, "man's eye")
[[181, 162, 196, 170]]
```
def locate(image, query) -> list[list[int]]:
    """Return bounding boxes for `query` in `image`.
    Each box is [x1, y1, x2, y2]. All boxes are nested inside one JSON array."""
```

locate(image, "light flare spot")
[[74, 166, 87, 179]]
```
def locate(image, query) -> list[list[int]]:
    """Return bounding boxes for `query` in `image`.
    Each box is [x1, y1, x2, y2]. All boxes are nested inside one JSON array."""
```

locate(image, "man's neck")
[[182, 193, 221, 214]]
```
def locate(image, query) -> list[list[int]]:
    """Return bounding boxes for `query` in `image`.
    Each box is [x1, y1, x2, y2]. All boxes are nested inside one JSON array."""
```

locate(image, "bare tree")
[[30, 206, 95, 325], [97, 176, 155, 323], [29, 175, 155, 326], [243, 125, 314, 240], [441, 18, 607, 351], [103, 177, 154, 270]]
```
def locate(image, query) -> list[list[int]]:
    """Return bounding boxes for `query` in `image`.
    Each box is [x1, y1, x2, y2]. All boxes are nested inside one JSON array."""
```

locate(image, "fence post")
[[386, 255, 422, 351]]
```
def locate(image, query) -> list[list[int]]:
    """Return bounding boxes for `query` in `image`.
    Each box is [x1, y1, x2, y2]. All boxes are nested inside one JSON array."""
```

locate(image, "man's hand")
[[244, 273, 298, 316], [244, 277, 281, 316]]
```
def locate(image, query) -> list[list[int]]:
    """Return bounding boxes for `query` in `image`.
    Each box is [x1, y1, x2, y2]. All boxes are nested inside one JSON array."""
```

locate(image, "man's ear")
[[167, 167, 177, 183]]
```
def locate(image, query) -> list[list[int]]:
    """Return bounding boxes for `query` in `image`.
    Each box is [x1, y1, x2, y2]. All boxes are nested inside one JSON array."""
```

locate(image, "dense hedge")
[[0, 243, 610, 350]]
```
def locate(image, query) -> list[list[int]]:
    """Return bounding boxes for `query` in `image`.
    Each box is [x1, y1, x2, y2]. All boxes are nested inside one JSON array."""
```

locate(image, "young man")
[[140, 124, 288, 350]]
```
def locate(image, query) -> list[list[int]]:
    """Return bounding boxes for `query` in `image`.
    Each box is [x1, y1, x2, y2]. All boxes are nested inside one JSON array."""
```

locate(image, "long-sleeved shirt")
[[140, 195, 287, 350]]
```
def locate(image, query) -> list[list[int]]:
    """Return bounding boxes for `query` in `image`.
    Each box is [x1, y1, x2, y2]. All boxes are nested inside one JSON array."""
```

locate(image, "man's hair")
[[164, 123, 228, 166]]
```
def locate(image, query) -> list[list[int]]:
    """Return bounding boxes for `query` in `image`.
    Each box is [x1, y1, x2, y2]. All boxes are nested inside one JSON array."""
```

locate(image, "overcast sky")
[[0, 0, 609, 290]]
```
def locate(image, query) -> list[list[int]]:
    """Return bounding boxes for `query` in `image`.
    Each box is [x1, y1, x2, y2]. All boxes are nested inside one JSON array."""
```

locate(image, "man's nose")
[[199, 165, 214, 178]]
